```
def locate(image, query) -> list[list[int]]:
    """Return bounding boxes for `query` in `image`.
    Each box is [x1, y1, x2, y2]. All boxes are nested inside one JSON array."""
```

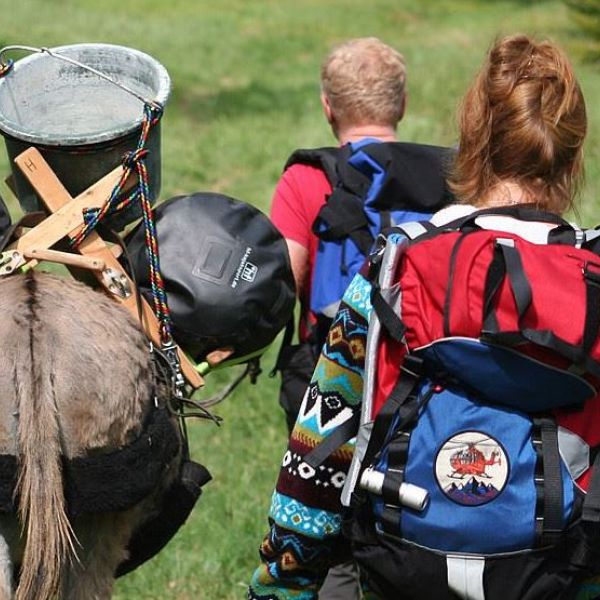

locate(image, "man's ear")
[[398, 91, 407, 122], [321, 92, 334, 124]]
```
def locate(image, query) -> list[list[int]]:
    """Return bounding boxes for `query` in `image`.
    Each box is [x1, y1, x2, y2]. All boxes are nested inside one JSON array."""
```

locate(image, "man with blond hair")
[[258, 37, 452, 600], [271, 37, 408, 436], [320, 37, 406, 143]]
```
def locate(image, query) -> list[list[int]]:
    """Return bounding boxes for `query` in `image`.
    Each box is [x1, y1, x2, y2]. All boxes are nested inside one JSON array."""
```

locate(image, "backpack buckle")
[[401, 355, 425, 378], [583, 261, 600, 286], [367, 234, 387, 281]]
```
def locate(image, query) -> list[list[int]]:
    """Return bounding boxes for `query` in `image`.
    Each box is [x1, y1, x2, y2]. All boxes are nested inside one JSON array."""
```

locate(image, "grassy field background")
[[0, 1, 599, 598]]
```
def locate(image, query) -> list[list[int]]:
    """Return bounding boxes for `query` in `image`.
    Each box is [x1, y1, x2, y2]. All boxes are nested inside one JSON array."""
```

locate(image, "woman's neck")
[[479, 181, 533, 208]]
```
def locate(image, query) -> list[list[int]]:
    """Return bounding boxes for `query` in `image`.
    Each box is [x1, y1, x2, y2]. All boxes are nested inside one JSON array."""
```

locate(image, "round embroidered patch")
[[434, 431, 509, 506]]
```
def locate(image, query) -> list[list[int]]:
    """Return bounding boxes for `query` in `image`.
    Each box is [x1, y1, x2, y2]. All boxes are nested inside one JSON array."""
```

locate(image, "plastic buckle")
[[583, 261, 600, 286], [160, 338, 186, 398], [400, 355, 424, 378], [367, 234, 388, 281]]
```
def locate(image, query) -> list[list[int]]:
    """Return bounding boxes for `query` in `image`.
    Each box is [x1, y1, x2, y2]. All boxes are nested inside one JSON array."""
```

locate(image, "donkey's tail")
[[15, 273, 77, 600]]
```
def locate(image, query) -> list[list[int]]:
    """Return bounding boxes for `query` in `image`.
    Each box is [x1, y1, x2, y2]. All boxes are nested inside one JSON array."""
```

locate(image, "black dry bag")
[[125, 192, 295, 363]]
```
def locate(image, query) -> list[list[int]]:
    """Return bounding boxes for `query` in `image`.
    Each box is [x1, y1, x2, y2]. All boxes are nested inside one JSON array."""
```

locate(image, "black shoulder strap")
[[284, 147, 340, 187], [306, 144, 373, 252], [450, 205, 572, 232]]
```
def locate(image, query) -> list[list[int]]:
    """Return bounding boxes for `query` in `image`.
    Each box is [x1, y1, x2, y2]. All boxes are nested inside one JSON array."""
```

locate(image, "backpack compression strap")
[[350, 354, 434, 537], [479, 238, 600, 377]]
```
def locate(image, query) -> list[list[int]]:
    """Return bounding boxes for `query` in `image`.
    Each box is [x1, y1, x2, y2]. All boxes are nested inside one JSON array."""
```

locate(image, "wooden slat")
[[8, 164, 124, 254], [23, 248, 105, 271], [13, 147, 203, 389]]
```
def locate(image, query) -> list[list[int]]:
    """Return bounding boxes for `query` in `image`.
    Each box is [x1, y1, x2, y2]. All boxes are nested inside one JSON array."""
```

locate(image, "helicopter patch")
[[434, 431, 509, 506]]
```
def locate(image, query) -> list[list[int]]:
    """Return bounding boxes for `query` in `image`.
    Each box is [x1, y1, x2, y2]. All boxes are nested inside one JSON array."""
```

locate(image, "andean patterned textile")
[[248, 271, 372, 599]]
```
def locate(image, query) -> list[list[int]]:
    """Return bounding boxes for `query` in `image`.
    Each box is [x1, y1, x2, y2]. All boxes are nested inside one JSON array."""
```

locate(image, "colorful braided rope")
[[0, 56, 175, 349], [71, 102, 173, 343], [0, 59, 14, 77]]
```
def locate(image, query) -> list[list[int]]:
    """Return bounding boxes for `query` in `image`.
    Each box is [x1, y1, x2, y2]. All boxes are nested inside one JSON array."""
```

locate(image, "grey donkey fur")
[[0, 271, 181, 600]]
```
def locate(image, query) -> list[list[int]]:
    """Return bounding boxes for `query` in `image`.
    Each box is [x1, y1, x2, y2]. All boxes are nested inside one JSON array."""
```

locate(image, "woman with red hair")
[[249, 34, 597, 600]]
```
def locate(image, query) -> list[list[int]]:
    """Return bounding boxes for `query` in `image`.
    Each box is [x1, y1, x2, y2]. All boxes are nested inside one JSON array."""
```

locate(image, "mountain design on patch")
[[444, 477, 501, 506]]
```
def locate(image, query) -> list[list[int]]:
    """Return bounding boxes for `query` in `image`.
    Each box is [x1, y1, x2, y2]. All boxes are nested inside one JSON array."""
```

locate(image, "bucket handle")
[[0, 45, 161, 109]]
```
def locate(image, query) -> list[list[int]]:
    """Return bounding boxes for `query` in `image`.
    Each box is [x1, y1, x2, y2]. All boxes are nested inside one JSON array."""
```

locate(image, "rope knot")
[[123, 148, 149, 169], [0, 59, 14, 78], [145, 102, 164, 125]]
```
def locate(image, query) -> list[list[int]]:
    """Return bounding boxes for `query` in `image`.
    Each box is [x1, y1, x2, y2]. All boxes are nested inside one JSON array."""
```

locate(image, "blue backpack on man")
[[285, 138, 454, 342], [274, 140, 453, 432]]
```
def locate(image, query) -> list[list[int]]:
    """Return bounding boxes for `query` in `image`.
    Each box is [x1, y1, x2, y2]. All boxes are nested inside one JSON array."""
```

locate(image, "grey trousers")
[[318, 561, 363, 599]]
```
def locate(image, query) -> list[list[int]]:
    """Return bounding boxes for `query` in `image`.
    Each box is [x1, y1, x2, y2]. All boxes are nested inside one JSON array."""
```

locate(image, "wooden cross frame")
[[4, 147, 204, 389]]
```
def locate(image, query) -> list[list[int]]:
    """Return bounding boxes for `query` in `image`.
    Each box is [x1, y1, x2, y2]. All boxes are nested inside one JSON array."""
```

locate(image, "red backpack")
[[339, 206, 600, 600]]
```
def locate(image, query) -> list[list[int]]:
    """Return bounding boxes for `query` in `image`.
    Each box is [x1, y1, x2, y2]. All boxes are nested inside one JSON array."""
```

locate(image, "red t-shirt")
[[270, 162, 332, 341]]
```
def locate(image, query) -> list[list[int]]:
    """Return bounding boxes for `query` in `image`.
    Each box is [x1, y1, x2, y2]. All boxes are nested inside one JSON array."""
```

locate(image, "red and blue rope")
[[0, 59, 14, 78], [71, 102, 173, 343]]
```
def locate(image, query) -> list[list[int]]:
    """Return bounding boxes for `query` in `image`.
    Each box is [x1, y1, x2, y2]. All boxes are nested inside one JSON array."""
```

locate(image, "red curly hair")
[[449, 35, 587, 214]]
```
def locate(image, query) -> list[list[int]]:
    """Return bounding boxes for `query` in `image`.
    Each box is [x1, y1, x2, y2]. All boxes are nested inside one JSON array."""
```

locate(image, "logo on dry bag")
[[241, 262, 258, 282], [231, 247, 258, 288], [434, 431, 509, 506]]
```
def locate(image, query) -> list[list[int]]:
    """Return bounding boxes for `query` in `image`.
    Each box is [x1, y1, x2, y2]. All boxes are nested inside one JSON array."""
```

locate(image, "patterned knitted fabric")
[[575, 576, 600, 600], [248, 272, 372, 599]]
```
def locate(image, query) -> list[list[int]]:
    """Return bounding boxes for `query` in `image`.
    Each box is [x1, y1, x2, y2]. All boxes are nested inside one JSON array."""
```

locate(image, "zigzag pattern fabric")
[[248, 271, 372, 599]]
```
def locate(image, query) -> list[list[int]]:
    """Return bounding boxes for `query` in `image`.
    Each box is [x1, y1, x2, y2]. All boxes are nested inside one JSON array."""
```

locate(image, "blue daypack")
[[285, 139, 454, 324], [273, 140, 454, 433]]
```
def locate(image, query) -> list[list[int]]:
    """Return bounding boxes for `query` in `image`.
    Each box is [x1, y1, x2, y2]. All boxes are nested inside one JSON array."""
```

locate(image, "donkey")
[[0, 270, 184, 600]]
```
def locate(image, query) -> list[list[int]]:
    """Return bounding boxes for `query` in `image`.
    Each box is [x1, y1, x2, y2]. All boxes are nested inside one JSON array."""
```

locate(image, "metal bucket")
[[0, 44, 171, 230]]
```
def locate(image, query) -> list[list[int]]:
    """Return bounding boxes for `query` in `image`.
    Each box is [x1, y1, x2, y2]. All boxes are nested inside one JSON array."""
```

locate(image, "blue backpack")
[[285, 139, 454, 327], [273, 140, 453, 433]]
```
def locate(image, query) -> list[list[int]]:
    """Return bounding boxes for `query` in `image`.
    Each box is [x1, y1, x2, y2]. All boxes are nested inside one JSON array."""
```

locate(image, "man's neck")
[[337, 124, 397, 145]]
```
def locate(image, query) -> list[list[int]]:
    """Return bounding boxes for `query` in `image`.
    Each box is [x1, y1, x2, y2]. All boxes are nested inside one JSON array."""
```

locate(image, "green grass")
[[0, 1, 599, 598]]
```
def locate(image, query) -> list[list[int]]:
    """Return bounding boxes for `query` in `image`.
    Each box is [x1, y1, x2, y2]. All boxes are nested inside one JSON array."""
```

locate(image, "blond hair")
[[449, 34, 587, 214], [321, 37, 407, 128]]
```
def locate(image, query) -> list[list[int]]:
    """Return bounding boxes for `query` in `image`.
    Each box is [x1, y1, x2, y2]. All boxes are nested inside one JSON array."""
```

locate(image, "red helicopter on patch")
[[446, 436, 502, 479]]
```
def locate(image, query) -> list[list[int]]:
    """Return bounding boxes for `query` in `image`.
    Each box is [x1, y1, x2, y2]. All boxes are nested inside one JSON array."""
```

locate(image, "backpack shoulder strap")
[[454, 205, 570, 228], [444, 205, 591, 249], [385, 220, 437, 242], [284, 146, 340, 187], [309, 143, 374, 253], [582, 228, 600, 254]]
